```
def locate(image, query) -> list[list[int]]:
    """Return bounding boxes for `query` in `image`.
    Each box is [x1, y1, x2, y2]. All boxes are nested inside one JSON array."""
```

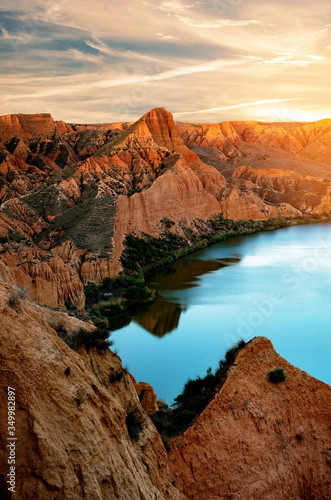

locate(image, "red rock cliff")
[[1, 109, 331, 308], [168, 337, 331, 499], [0, 274, 184, 499]]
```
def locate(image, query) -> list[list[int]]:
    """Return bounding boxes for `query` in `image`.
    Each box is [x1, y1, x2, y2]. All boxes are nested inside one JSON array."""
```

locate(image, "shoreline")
[[82, 213, 331, 329], [142, 213, 331, 279]]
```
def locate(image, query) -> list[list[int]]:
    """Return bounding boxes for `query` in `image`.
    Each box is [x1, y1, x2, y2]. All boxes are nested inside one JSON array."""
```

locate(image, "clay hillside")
[[0, 109, 330, 499], [0, 268, 330, 498], [1, 109, 331, 309]]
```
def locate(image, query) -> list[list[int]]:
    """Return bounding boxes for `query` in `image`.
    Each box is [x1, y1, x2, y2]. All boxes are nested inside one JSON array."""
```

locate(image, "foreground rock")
[[0, 273, 183, 499], [168, 337, 331, 499], [0, 264, 329, 499]]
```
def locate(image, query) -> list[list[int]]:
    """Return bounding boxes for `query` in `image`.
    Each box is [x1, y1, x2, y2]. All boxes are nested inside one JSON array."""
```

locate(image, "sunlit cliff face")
[[0, 0, 330, 122]]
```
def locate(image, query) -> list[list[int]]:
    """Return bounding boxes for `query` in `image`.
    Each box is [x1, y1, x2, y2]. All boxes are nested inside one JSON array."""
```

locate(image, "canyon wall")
[[1, 109, 331, 308], [0, 271, 183, 499]]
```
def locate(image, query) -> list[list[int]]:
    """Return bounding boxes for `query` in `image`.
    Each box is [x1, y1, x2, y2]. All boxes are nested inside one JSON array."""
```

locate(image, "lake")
[[111, 223, 331, 405]]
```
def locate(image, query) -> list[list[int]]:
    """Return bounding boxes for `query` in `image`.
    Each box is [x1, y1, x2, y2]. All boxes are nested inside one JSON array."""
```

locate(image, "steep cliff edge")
[[0, 113, 73, 143], [0, 268, 329, 498], [168, 337, 331, 499], [0, 272, 184, 499], [1, 110, 331, 309]]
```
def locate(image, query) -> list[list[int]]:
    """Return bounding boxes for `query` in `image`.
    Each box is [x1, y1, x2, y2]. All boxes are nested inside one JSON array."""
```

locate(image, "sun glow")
[[255, 107, 328, 123], [0, 0, 331, 123]]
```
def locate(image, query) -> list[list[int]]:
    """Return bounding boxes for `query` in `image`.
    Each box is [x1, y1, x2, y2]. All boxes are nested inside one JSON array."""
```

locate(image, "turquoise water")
[[111, 223, 331, 404]]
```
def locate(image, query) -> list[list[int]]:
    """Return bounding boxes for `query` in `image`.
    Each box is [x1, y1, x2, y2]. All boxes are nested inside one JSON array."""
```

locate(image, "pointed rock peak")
[[139, 107, 183, 151], [143, 107, 173, 122], [100, 107, 183, 154]]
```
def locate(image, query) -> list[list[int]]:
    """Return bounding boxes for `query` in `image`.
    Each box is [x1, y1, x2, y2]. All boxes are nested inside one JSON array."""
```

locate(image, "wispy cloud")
[[174, 99, 306, 118], [263, 58, 315, 67], [153, 0, 262, 28], [94, 58, 241, 90], [0, 0, 331, 123], [154, 32, 181, 41], [175, 17, 263, 29], [154, 0, 195, 14], [0, 26, 34, 44]]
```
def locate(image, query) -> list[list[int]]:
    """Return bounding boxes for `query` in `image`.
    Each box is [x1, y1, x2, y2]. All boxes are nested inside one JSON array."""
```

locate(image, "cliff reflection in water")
[[133, 256, 241, 337], [134, 297, 183, 337], [149, 257, 240, 290]]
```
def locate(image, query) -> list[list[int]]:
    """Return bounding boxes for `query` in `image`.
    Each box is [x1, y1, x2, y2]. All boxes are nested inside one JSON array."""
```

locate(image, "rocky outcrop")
[[0, 113, 73, 143], [130, 375, 158, 417], [0, 113, 121, 203], [0, 243, 86, 309], [1, 109, 331, 308], [230, 166, 331, 215], [0, 272, 329, 500], [0, 114, 72, 202], [177, 118, 331, 165], [168, 337, 331, 499], [0, 276, 183, 499]]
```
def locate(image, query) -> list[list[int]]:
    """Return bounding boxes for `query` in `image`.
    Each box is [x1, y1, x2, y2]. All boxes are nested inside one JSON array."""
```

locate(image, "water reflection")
[[109, 311, 131, 331], [111, 224, 331, 402], [149, 256, 241, 290], [134, 296, 184, 337], [132, 256, 241, 336], [109, 256, 241, 337]]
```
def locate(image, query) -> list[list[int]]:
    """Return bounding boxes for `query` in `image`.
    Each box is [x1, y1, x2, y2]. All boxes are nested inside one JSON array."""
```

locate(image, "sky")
[[0, 0, 331, 123]]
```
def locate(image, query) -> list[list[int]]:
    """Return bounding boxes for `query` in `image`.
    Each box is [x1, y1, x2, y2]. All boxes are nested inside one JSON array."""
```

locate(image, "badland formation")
[[0, 108, 330, 498]]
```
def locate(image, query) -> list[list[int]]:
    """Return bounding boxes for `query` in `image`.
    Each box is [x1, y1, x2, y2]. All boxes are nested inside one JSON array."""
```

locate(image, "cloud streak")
[[174, 99, 306, 118], [0, 0, 330, 123]]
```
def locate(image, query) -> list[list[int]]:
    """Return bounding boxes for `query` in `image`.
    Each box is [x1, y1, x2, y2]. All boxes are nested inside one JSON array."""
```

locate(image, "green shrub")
[[65, 300, 77, 311], [84, 274, 154, 318], [161, 217, 175, 229], [152, 340, 246, 438], [268, 368, 286, 383], [124, 283, 151, 304], [85, 285, 101, 305], [90, 314, 110, 331], [120, 233, 186, 273]]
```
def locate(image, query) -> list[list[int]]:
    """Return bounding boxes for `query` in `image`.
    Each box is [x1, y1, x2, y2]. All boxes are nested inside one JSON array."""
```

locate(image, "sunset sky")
[[0, 0, 330, 123]]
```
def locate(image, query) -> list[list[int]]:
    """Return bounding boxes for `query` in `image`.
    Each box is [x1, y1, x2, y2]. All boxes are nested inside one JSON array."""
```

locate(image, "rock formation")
[[0, 266, 330, 498], [176, 118, 331, 169], [1, 109, 331, 308], [1, 108, 331, 499], [168, 337, 331, 499], [130, 375, 158, 417], [0, 271, 183, 499]]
